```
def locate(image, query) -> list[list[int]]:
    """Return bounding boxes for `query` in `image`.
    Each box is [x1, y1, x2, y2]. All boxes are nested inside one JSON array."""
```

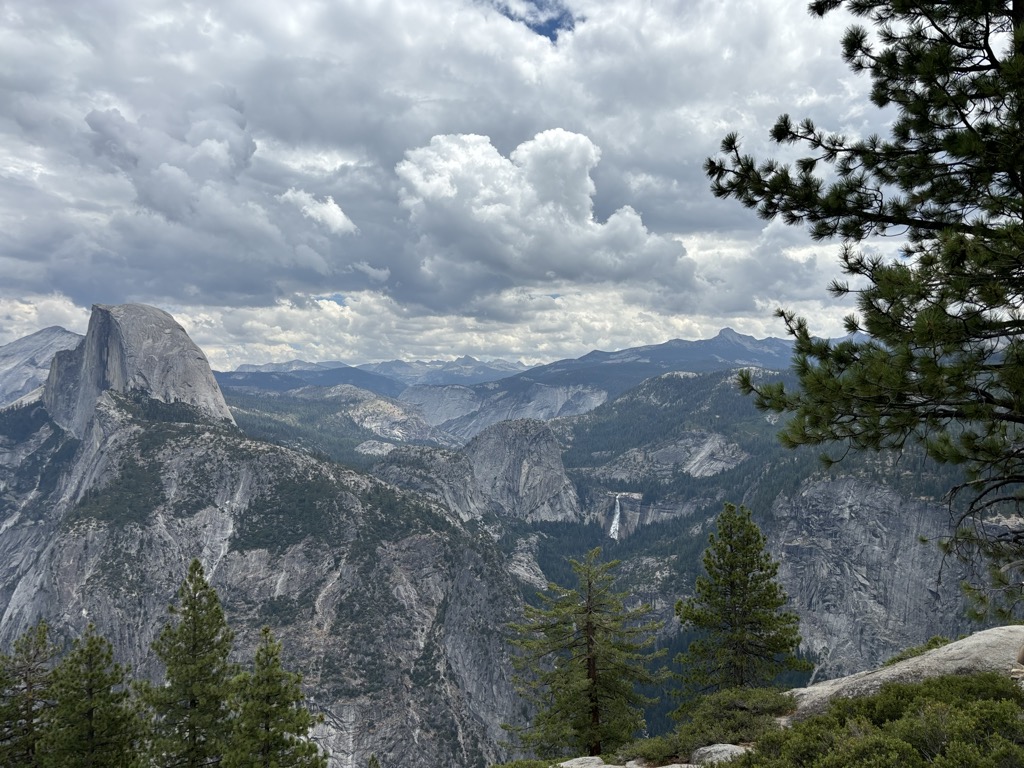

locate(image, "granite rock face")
[[0, 304, 521, 768], [0, 326, 82, 407], [43, 304, 234, 438], [595, 431, 747, 482], [402, 382, 607, 442], [375, 419, 582, 524], [766, 476, 972, 680], [292, 384, 455, 446], [378, 419, 972, 681], [691, 744, 752, 764]]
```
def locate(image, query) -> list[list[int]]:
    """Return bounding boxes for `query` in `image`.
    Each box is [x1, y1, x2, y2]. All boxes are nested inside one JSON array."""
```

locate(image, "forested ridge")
[[0, 560, 326, 768]]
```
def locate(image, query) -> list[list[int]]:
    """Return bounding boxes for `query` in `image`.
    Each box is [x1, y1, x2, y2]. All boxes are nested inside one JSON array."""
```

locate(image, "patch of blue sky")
[[490, 0, 577, 42]]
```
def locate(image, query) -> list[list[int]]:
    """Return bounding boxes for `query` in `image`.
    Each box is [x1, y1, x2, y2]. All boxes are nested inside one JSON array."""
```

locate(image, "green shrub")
[[615, 733, 681, 765], [816, 731, 926, 768], [828, 672, 1024, 727], [883, 636, 951, 666], [931, 736, 1024, 768], [744, 714, 844, 767], [739, 673, 1024, 767], [618, 687, 794, 765]]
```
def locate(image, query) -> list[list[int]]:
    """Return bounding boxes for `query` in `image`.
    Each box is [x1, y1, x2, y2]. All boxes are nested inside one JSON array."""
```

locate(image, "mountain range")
[[0, 306, 976, 766]]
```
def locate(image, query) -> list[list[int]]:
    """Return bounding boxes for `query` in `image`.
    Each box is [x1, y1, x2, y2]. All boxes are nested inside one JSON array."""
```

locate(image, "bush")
[[883, 636, 951, 666], [615, 733, 681, 766], [738, 673, 1024, 767], [827, 672, 1024, 727], [618, 687, 794, 766], [816, 731, 926, 768]]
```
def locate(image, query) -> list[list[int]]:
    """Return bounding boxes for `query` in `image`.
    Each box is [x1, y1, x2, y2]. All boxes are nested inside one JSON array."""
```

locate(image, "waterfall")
[[609, 494, 621, 540]]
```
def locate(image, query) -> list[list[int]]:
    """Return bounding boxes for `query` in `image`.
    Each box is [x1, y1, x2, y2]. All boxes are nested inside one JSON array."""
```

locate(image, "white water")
[[609, 494, 621, 540]]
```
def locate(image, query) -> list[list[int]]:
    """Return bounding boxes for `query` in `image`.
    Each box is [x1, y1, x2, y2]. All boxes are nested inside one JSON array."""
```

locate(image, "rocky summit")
[[43, 303, 234, 438]]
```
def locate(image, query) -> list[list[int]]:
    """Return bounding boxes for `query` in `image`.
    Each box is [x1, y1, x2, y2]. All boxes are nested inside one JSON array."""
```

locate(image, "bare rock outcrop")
[[44, 304, 234, 438], [789, 625, 1024, 719], [375, 419, 582, 524], [402, 382, 607, 442], [766, 475, 971, 678], [594, 431, 747, 483]]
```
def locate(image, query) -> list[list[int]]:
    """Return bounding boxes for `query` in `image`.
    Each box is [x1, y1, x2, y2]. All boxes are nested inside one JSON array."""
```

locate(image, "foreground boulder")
[[788, 624, 1024, 718]]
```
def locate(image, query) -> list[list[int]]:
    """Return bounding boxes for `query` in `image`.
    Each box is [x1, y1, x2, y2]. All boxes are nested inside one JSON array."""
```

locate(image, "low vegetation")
[[617, 687, 796, 766], [740, 673, 1024, 767], [497, 671, 1024, 768]]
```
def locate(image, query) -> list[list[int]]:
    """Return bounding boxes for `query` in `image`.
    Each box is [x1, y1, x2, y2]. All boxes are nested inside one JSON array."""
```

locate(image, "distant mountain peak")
[[0, 326, 83, 408]]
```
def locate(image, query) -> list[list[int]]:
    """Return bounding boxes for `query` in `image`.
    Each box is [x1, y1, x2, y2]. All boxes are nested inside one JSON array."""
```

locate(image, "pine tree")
[[142, 559, 236, 768], [38, 623, 143, 768], [0, 620, 60, 767], [706, 3, 1024, 604], [223, 626, 326, 768], [676, 503, 807, 693], [367, 755, 381, 768], [508, 547, 664, 758]]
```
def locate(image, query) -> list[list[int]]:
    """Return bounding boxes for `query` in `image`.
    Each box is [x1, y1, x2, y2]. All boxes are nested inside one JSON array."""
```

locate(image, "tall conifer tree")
[[0, 620, 59, 767], [142, 559, 235, 768], [676, 503, 807, 693], [508, 547, 664, 758], [705, 2, 1024, 605], [223, 626, 325, 768], [39, 623, 143, 768]]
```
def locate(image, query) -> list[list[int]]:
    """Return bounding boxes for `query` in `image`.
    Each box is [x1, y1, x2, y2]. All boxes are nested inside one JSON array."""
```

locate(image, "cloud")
[[394, 129, 697, 310], [0, 295, 91, 342], [279, 188, 358, 234], [0, 0, 889, 362], [161, 285, 857, 371]]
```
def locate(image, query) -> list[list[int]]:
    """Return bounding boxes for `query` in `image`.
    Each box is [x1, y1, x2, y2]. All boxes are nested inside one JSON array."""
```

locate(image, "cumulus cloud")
[[395, 129, 697, 309], [0, 0, 887, 361]]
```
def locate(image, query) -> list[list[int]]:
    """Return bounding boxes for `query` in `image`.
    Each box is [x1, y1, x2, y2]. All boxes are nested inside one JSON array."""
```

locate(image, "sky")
[[0, 0, 895, 369]]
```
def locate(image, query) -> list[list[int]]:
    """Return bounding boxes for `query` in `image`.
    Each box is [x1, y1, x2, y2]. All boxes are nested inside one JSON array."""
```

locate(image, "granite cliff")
[[43, 303, 234, 438], [400, 382, 607, 442], [379, 369, 976, 680], [375, 419, 582, 524], [0, 304, 521, 768]]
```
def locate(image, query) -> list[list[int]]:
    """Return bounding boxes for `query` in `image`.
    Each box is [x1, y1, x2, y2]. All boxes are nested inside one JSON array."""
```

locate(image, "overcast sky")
[[0, 0, 892, 369]]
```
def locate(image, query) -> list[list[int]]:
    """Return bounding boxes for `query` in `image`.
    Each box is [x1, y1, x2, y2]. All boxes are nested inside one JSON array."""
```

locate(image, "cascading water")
[[609, 494, 621, 540]]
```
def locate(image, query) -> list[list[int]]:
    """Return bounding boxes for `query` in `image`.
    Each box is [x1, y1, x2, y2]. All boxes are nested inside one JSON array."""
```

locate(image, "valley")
[[0, 304, 978, 766]]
